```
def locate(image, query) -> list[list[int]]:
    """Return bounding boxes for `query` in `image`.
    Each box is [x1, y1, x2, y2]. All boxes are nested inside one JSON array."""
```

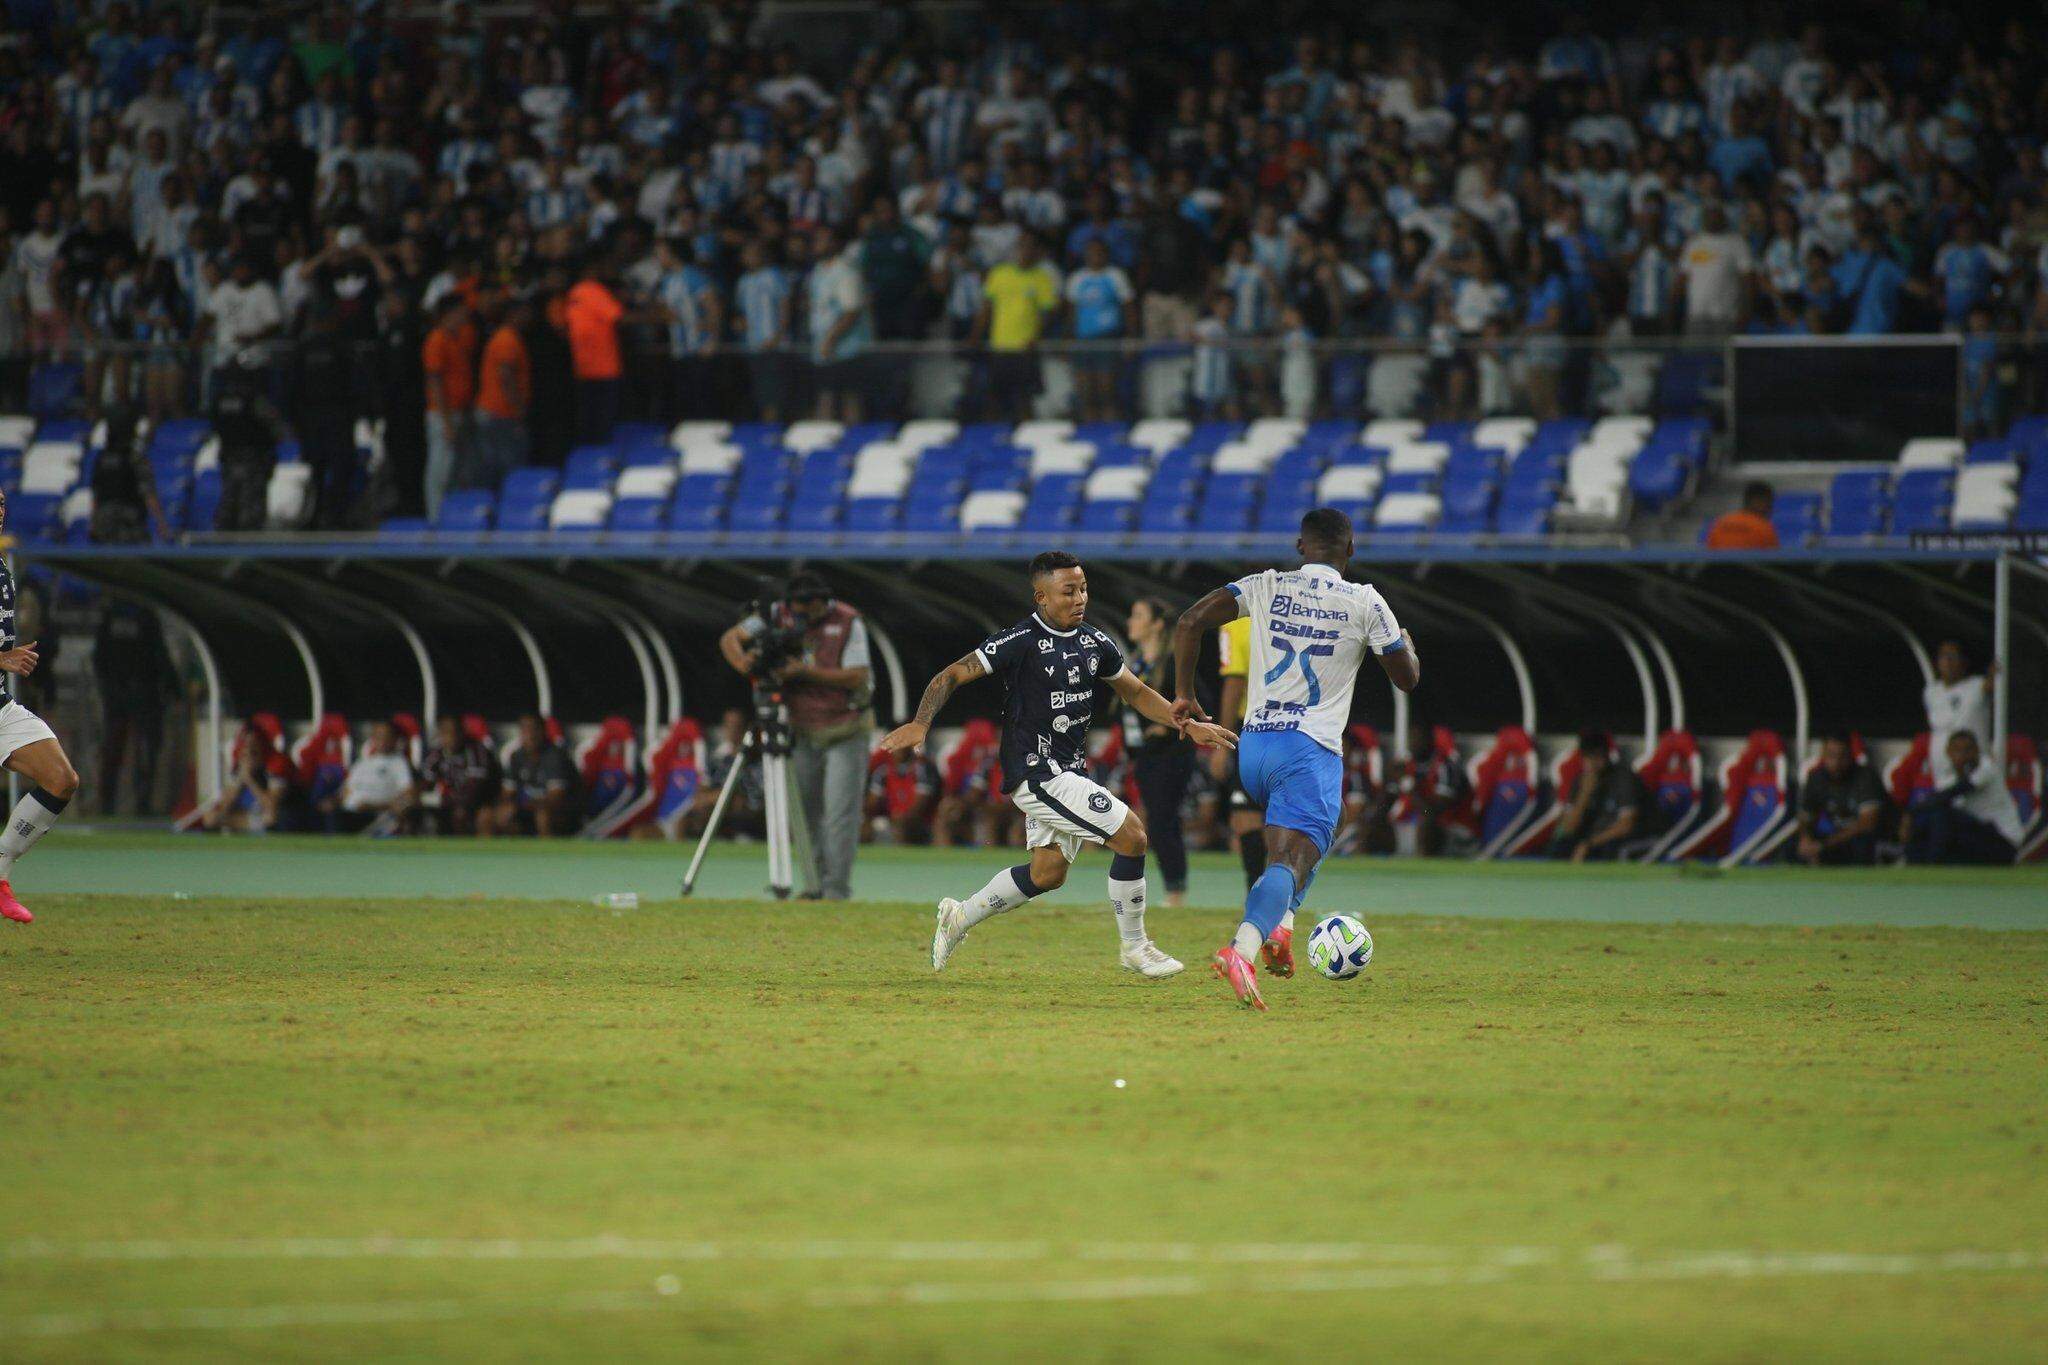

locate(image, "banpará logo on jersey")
[[1270, 593, 1349, 622], [1048, 689, 1092, 709], [1087, 791, 1112, 813]]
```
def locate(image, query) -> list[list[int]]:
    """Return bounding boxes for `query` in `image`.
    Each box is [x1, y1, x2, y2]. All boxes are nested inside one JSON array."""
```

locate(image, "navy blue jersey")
[[0, 558, 15, 705], [973, 613, 1126, 793]]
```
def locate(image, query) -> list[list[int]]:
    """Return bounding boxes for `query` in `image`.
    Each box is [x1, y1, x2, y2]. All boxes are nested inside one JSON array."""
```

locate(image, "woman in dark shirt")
[[1123, 597, 1192, 907]]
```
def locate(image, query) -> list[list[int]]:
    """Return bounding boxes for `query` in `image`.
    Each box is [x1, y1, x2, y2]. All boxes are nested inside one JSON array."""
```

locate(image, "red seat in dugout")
[[1884, 733, 1936, 817], [292, 714, 354, 805], [1508, 734, 1603, 856], [578, 716, 642, 828], [1673, 730, 1789, 863], [1468, 724, 1537, 852], [645, 717, 706, 837]]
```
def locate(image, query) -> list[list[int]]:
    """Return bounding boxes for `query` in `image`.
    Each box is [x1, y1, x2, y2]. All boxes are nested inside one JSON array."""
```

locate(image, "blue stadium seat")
[[1890, 468, 1954, 534], [186, 469, 221, 531], [563, 446, 619, 490], [147, 417, 210, 458], [788, 496, 843, 531], [502, 467, 560, 504], [1440, 474, 1499, 524], [1380, 470, 1438, 497], [611, 422, 668, 458], [1078, 500, 1135, 532], [1965, 438, 2011, 465], [8, 492, 61, 541], [1494, 494, 1553, 537], [379, 517, 431, 540], [902, 501, 960, 533], [844, 498, 900, 532], [1021, 476, 1081, 532], [1136, 497, 1194, 534], [608, 497, 665, 532], [435, 489, 495, 532], [1771, 491, 1822, 546]]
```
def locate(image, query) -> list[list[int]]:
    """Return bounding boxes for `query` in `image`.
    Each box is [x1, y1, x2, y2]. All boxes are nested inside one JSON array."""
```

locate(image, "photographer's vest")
[[783, 601, 872, 736]]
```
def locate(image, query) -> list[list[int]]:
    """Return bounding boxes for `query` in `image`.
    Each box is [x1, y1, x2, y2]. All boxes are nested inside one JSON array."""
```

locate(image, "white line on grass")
[[2, 1246, 2043, 1339]]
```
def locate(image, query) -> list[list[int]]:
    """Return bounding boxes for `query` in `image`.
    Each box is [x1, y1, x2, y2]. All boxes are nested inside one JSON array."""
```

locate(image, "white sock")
[[1231, 922, 1264, 960], [0, 788, 67, 879], [1108, 875, 1147, 945], [1279, 910, 1296, 935], [959, 865, 1038, 929]]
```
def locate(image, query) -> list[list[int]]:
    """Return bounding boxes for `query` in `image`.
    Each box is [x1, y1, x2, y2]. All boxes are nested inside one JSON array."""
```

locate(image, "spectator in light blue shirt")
[[1832, 227, 1909, 334], [1932, 218, 2008, 329], [733, 239, 795, 421], [1707, 107, 1774, 192], [1064, 237, 1133, 421]]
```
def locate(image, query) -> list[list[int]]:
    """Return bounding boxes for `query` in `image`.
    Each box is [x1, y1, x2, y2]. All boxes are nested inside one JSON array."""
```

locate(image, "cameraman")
[[718, 572, 873, 899]]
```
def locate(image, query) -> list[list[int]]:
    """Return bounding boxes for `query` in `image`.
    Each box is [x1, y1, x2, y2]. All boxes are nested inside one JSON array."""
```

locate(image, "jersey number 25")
[[1264, 636, 1334, 705]]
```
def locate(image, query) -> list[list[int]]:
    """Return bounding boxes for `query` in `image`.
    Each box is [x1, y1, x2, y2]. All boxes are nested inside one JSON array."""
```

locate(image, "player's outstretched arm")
[[1170, 587, 1240, 722], [1107, 669, 1236, 751], [878, 652, 984, 756], [1379, 630, 1421, 692]]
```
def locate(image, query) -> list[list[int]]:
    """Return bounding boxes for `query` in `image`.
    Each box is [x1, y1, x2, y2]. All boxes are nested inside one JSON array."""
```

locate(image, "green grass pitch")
[[2, 836, 2046, 1360]]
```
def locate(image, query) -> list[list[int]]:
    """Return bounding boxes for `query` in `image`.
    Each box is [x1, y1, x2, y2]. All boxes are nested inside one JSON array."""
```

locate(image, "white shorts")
[[1010, 768, 1130, 864], [0, 702, 57, 767]]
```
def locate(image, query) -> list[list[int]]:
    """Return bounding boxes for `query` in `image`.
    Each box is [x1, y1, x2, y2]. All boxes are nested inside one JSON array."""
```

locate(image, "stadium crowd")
[[6, 3, 2048, 521]]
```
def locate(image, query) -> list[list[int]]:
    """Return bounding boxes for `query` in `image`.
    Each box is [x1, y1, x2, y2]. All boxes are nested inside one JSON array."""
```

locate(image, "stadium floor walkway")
[[25, 831, 2048, 930]]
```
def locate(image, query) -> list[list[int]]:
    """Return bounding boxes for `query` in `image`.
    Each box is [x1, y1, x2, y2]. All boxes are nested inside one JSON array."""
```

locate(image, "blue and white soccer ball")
[[1306, 914, 1374, 981]]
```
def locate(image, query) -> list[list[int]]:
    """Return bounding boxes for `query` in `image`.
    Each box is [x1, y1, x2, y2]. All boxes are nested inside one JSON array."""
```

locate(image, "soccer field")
[[4, 836, 2046, 1361]]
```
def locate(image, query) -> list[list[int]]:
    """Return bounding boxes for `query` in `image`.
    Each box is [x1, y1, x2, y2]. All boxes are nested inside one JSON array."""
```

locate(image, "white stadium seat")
[[1597, 354, 1661, 415], [21, 441, 84, 494], [1012, 419, 1075, 449], [678, 441, 741, 475], [1590, 415, 1654, 443], [549, 489, 613, 529], [266, 464, 313, 527], [1374, 492, 1441, 530], [668, 420, 732, 449], [1364, 355, 1428, 417], [780, 421, 844, 453], [1566, 443, 1632, 486], [61, 486, 93, 532], [1127, 419, 1191, 455], [194, 436, 222, 472], [1473, 417, 1536, 452], [1897, 437, 1964, 468], [1316, 464, 1383, 503], [615, 465, 677, 500], [0, 416, 36, 449], [848, 444, 916, 498], [1244, 418, 1307, 449], [1083, 465, 1149, 501], [959, 490, 1026, 531], [1385, 441, 1452, 474], [1566, 484, 1628, 523], [1211, 441, 1281, 474], [1952, 464, 2019, 527], [1028, 440, 1094, 477], [896, 420, 959, 451], [1361, 417, 1425, 446]]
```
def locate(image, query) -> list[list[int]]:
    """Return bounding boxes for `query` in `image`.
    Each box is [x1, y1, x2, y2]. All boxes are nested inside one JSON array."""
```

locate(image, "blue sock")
[[1009, 864, 1043, 898], [1289, 864, 1318, 913], [1108, 852, 1145, 880], [1239, 865, 1297, 948]]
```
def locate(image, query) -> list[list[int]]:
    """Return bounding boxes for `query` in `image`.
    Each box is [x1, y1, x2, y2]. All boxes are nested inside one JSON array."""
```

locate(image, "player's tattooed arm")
[[878, 652, 983, 755], [1170, 587, 1240, 723]]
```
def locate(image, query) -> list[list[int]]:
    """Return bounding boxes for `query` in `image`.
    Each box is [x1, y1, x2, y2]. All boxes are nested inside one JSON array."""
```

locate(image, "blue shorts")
[[1237, 728, 1343, 855]]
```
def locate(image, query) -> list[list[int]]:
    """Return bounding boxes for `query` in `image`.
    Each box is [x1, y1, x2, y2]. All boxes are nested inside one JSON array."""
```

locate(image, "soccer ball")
[[1307, 914, 1374, 981]]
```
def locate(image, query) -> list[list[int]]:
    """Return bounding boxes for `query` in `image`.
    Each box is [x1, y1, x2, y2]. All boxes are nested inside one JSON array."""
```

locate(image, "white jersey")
[[1923, 675, 1990, 783], [1229, 563, 1404, 754]]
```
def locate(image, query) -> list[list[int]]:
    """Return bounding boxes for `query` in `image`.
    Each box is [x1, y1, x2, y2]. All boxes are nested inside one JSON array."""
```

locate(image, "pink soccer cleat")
[[1261, 925, 1295, 978], [1211, 945, 1265, 1012], [0, 880, 32, 924]]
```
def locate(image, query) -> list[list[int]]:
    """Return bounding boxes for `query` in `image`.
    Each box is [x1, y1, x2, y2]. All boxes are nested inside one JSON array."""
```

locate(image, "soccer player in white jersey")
[[879, 551, 1237, 978], [1173, 508, 1420, 1010]]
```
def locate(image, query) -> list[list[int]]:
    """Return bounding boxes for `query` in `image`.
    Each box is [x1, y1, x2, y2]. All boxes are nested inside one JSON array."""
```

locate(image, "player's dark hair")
[[1028, 550, 1082, 580], [1743, 480, 1775, 507], [1299, 507, 1352, 555]]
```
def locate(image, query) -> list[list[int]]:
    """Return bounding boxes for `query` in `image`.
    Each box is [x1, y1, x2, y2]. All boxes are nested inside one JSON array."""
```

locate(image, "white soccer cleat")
[[1120, 939, 1184, 979], [932, 898, 968, 972]]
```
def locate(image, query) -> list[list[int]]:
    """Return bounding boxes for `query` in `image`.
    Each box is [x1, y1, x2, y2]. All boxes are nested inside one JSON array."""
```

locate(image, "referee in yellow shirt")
[[1214, 611, 1268, 890], [978, 232, 1061, 421]]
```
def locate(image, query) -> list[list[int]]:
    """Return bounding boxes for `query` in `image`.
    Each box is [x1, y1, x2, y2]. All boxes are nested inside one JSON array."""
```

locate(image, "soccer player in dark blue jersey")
[[880, 551, 1235, 976], [0, 489, 83, 923]]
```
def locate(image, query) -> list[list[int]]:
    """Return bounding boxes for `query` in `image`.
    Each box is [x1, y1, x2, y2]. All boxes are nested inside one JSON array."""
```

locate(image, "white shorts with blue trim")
[[1011, 768, 1130, 864]]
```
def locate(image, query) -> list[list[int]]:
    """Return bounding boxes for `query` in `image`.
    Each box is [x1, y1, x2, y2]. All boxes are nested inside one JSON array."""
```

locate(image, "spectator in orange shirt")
[[565, 261, 625, 445], [473, 294, 533, 495], [1705, 481, 1780, 550], [421, 294, 478, 518]]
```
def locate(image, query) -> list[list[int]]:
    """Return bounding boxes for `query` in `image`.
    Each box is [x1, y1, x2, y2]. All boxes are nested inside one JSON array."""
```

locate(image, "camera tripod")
[[679, 683, 812, 899]]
